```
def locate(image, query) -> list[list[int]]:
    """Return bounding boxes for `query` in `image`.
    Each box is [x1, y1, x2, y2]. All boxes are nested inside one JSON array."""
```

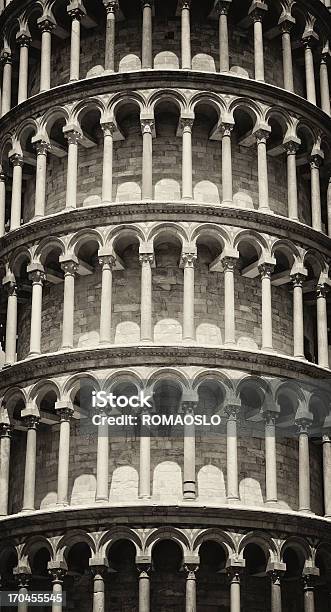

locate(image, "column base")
[[221, 199, 233, 206], [95, 497, 109, 503], [227, 497, 241, 504], [56, 501, 69, 507], [265, 500, 278, 508], [294, 354, 306, 361], [299, 508, 314, 514], [259, 207, 273, 214], [21, 507, 35, 513], [224, 341, 237, 349], [98, 340, 112, 347], [61, 344, 74, 351], [138, 494, 151, 500], [32, 214, 44, 221], [28, 351, 41, 358]]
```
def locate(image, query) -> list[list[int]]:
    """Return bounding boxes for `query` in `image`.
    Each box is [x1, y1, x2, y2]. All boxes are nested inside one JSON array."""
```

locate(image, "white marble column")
[[60, 259, 78, 350], [216, 1, 230, 72], [280, 20, 294, 92], [27, 266, 46, 356], [142, 1, 153, 69], [101, 122, 115, 201], [182, 252, 196, 341], [320, 50, 331, 116], [292, 274, 306, 359], [322, 429, 331, 517], [185, 565, 198, 612], [22, 414, 39, 512], [310, 153, 323, 232], [9, 152, 24, 230], [139, 253, 154, 342], [223, 257, 237, 346], [303, 574, 316, 612], [0, 171, 6, 237], [303, 38, 317, 105], [48, 564, 66, 612], [33, 140, 50, 218], [0, 418, 12, 516], [259, 263, 274, 351], [138, 564, 150, 612], [95, 411, 109, 502], [227, 565, 244, 612], [55, 402, 74, 506], [284, 140, 299, 221], [255, 128, 270, 212], [182, 401, 197, 500], [181, 118, 194, 199], [264, 411, 278, 505], [67, 1, 86, 81], [316, 283, 329, 368], [296, 419, 312, 513], [99, 254, 116, 345], [250, 3, 267, 82], [16, 32, 31, 104], [268, 568, 285, 612], [37, 16, 56, 92], [63, 127, 82, 209], [141, 119, 154, 200], [225, 404, 240, 503], [221, 124, 233, 203], [4, 280, 18, 366], [181, 1, 191, 69], [139, 398, 151, 499], [14, 571, 31, 612], [103, 1, 119, 72], [1, 49, 12, 116], [89, 561, 108, 612]]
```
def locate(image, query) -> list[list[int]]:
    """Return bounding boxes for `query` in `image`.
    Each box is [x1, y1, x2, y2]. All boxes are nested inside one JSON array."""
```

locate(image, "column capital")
[[33, 139, 51, 156], [222, 256, 238, 272], [226, 559, 245, 582], [67, 0, 87, 20], [22, 414, 40, 430], [55, 400, 74, 421], [267, 564, 286, 584], [180, 0, 192, 9], [89, 557, 109, 576], [254, 127, 271, 144], [37, 14, 57, 33], [302, 32, 319, 49], [16, 30, 32, 47], [9, 152, 24, 167], [303, 567, 320, 588], [181, 252, 197, 268], [310, 152, 324, 169], [316, 283, 329, 299], [181, 400, 198, 415], [184, 563, 199, 577], [136, 558, 151, 575], [140, 118, 155, 135], [13, 565, 31, 588], [4, 280, 18, 297], [98, 254, 116, 268], [263, 410, 278, 426], [139, 252, 154, 266], [63, 125, 83, 145], [225, 402, 241, 420], [141, 0, 154, 7], [291, 272, 307, 289], [48, 560, 67, 582], [215, 0, 232, 16], [101, 121, 116, 137], [283, 138, 301, 154], [103, 0, 120, 13], [0, 48, 12, 65], [248, 1, 268, 23], [220, 122, 234, 138], [28, 269, 46, 285], [295, 417, 312, 434], [258, 262, 275, 279], [0, 422, 12, 438], [180, 117, 194, 133], [59, 256, 79, 276], [279, 16, 295, 34]]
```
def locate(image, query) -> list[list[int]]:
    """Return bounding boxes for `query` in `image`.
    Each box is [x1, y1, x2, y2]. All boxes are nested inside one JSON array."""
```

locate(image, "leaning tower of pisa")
[[1, 0, 331, 610]]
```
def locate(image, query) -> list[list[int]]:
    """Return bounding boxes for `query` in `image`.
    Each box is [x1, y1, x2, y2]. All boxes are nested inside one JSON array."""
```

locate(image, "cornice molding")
[[1, 202, 330, 260], [0, 345, 330, 392], [0, 503, 330, 542], [0, 71, 329, 139]]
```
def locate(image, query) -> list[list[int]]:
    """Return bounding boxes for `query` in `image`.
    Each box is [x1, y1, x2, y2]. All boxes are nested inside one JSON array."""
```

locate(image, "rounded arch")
[[271, 239, 302, 264], [99, 528, 143, 558], [103, 370, 144, 393], [40, 106, 70, 136], [148, 223, 188, 248], [265, 107, 293, 135], [9, 247, 32, 277], [15, 118, 39, 149], [34, 236, 66, 264], [192, 369, 234, 393], [110, 93, 145, 122], [228, 97, 263, 125], [107, 226, 144, 254], [238, 531, 277, 563], [188, 92, 225, 118], [281, 536, 312, 565], [145, 528, 191, 556], [193, 529, 235, 558], [62, 373, 101, 402], [148, 89, 187, 115], [28, 379, 61, 406], [0, 132, 14, 167], [21, 536, 53, 565], [146, 368, 190, 392], [2, 387, 27, 416], [234, 229, 269, 258], [56, 530, 96, 560], [68, 229, 104, 257], [72, 97, 107, 126], [191, 224, 231, 251], [304, 249, 327, 278]]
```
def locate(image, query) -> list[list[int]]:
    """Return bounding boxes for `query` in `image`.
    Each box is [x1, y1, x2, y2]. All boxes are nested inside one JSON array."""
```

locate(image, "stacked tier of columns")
[[2, 249, 330, 368], [0, 0, 328, 119], [3, 552, 321, 612], [1, 387, 331, 520], [1, 115, 327, 237]]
